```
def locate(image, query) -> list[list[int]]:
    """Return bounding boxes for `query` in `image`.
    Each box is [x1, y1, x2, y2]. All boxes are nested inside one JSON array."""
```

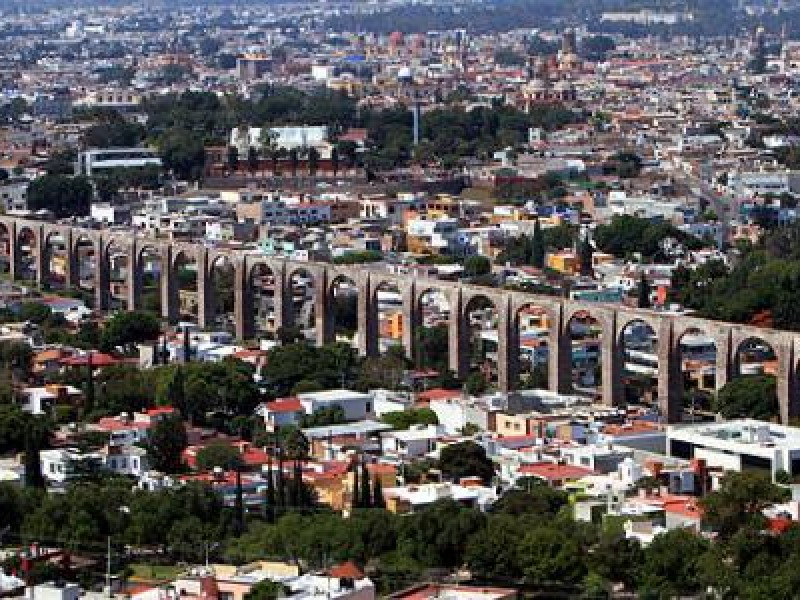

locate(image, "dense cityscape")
[[2, 0, 800, 598]]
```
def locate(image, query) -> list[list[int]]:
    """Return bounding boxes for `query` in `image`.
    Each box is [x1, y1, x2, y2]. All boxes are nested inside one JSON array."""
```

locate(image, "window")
[[669, 439, 694, 460], [742, 454, 771, 472]]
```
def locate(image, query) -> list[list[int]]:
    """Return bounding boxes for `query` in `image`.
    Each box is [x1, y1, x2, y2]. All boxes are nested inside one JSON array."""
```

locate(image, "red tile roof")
[[517, 462, 594, 482], [417, 388, 461, 402], [329, 561, 364, 580], [60, 352, 120, 367], [266, 397, 303, 413]]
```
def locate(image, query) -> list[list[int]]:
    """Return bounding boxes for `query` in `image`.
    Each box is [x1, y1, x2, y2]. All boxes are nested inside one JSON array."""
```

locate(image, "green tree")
[[0, 341, 33, 381], [331, 145, 340, 176], [637, 273, 652, 309], [579, 234, 593, 277], [359, 461, 372, 509], [531, 219, 546, 268], [400, 499, 486, 568], [493, 486, 567, 516], [308, 146, 320, 176], [227, 145, 239, 173], [715, 375, 778, 420], [465, 372, 488, 396], [700, 470, 789, 540], [160, 128, 206, 181], [282, 427, 310, 461], [518, 524, 590, 586], [146, 415, 188, 474], [248, 145, 259, 175], [27, 175, 93, 217], [438, 441, 494, 484], [244, 580, 290, 600], [101, 311, 161, 352], [381, 408, 438, 430], [196, 442, 244, 471], [23, 417, 48, 488], [372, 477, 385, 509], [463, 254, 491, 278], [635, 528, 710, 598]]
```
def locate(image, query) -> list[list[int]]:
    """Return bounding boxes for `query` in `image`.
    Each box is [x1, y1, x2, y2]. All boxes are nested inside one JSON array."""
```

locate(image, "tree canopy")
[[27, 175, 92, 217], [715, 375, 778, 420]]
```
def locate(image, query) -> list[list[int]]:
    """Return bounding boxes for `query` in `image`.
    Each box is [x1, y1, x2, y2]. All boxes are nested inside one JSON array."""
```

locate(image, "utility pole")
[[105, 536, 112, 598]]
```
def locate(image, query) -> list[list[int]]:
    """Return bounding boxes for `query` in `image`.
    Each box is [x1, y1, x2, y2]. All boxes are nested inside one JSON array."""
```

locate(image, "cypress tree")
[[637, 273, 652, 309], [359, 461, 371, 509], [531, 219, 546, 268], [162, 335, 169, 365], [372, 477, 385, 509], [292, 459, 305, 509], [183, 328, 191, 363], [83, 352, 94, 419], [23, 421, 45, 489], [276, 446, 285, 513], [234, 467, 245, 534], [352, 462, 360, 509], [264, 453, 276, 523], [579, 234, 593, 277]]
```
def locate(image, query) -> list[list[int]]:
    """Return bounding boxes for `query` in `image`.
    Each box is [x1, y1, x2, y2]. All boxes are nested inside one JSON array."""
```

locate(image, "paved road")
[[676, 172, 733, 249]]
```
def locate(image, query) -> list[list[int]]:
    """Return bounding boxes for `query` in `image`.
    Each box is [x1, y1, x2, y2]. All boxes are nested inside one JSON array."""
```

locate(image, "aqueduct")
[[1, 216, 797, 424]]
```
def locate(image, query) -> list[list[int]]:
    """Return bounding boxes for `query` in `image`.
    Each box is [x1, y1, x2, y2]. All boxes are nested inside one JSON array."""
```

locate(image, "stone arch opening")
[[16, 227, 37, 282], [718, 335, 780, 421], [250, 263, 275, 339], [0, 222, 9, 274], [463, 294, 499, 391], [566, 310, 603, 399], [43, 231, 68, 290], [289, 268, 316, 343], [415, 288, 452, 381], [374, 280, 403, 355], [138, 246, 163, 315], [209, 255, 235, 332], [105, 240, 130, 310], [329, 275, 359, 348], [172, 250, 198, 324], [74, 235, 97, 307], [734, 336, 777, 379], [619, 319, 660, 409], [516, 303, 551, 391], [677, 327, 718, 417]]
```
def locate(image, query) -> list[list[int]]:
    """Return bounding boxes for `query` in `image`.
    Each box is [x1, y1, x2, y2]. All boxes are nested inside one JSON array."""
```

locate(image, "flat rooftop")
[[669, 419, 800, 449]]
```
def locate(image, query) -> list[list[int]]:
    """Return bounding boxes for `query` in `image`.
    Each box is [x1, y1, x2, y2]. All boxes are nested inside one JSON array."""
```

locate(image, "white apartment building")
[[667, 419, 800, 480], [0, 179, 29, 213]]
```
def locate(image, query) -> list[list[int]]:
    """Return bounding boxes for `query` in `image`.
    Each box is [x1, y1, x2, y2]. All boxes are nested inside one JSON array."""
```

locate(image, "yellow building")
[[380, 312, 404, 341], [547, 251, 579, 274]]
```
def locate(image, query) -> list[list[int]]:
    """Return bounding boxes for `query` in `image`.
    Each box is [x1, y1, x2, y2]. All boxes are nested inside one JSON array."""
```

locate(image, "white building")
[[407, 217, 460, 254], [729, 169, 800, 197], [667, 419, 800, 481], [383, 481, 498, 513], [77, 147, 162, 177], [428, 396, 494, 435], [0, 179, 29, 213], [382, 425, 444, 459], [298, 389, 373, 421], [230, 125, 330, 156]]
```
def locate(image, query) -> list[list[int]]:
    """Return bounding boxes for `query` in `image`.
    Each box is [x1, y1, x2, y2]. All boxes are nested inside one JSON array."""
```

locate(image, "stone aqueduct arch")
[[1, 215, 799, 424]]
